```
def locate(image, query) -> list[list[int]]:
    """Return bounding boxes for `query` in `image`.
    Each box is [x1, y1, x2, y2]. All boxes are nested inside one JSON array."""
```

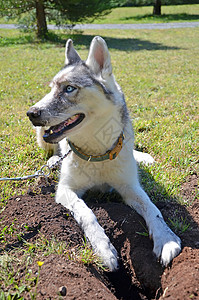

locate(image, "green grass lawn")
[[0, 28, 198, 203], [0, 4, 199, 25], [94, 4, 199, 24]]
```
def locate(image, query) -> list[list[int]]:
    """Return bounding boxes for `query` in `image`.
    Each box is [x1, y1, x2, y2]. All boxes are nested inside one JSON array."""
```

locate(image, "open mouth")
[[43, 113, 85, 143]]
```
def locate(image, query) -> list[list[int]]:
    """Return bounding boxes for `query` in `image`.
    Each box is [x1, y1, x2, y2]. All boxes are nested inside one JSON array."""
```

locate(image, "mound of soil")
[[1, 174, 198, 299]]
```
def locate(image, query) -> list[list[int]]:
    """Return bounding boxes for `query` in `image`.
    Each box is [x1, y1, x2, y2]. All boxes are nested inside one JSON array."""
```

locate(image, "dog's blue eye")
[[64, 85, 76, 93]]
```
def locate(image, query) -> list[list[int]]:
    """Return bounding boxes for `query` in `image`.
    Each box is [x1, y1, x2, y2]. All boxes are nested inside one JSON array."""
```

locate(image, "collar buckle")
[[109, 134, 124, 160]]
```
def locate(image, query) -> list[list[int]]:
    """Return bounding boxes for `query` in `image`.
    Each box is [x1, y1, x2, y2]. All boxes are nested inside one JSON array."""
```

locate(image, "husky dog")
[[27, 36, 181, 271]]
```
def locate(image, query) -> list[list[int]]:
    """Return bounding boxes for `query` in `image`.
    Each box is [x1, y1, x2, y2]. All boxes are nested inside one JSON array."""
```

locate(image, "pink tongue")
[[53, 115, 79, 133]]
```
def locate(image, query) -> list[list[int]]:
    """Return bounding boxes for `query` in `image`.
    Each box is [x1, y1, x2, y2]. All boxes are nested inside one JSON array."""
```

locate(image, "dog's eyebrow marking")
[[50, 62, 113, 99], [66, 74, 93, 88], [50, 65, 75, 87], [51, 65, 94, 89]]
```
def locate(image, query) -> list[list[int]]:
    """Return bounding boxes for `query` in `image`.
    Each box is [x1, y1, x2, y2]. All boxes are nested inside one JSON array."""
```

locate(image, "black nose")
[[27, 107, 41, 119]]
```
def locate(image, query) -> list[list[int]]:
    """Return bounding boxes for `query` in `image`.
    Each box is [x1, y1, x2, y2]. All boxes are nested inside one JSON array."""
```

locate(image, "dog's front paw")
[[95, 239, 119, 272], [47, 155, 60, 169], [153, 231, 181, 266], [160, 240, 181, 266], [133, 150, 155, 166]]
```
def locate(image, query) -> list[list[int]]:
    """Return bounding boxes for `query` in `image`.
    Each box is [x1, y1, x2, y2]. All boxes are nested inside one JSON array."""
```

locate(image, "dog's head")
[[27, 36, 124, 144]]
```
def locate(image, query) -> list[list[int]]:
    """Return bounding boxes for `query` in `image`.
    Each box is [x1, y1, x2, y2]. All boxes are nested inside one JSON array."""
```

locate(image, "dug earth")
[[1, 174, 198, 299]]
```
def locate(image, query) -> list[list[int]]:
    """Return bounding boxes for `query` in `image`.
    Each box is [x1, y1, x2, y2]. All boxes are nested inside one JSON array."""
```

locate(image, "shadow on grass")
[[0, 30, 180, 51], [0, 31, 66, 47], [121, 13, 199, 23]]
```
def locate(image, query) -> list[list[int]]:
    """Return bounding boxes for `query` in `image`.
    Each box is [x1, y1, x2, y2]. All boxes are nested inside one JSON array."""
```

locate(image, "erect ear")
[[86, 36, 112, 77], [65, 39, 81, 65]]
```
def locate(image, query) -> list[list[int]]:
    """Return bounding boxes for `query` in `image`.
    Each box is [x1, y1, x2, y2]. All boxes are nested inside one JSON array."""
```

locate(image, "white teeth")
[[64, 114, 79, 126]]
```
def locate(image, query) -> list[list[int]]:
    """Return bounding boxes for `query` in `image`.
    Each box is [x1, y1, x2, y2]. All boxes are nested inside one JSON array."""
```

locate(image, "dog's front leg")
[[56, 184, 118, 271], [114, 182, 181, 266]]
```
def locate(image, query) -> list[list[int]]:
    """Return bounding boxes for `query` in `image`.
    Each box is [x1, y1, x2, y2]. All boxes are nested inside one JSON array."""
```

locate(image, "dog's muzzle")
[[27, 107, 46, 126]]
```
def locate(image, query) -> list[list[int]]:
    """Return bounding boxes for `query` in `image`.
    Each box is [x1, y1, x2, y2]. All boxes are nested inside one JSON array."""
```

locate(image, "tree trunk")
[[153, 0, 161, 16], [36, 0, 48, 38]]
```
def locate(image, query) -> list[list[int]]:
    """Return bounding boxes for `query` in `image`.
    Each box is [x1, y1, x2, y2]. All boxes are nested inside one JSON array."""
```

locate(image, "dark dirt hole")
[[0, 174, 198, 299]]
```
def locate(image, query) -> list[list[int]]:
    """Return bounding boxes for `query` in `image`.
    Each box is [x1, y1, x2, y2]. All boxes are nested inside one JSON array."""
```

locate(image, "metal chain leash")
[[0, 150, 72, 182]]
